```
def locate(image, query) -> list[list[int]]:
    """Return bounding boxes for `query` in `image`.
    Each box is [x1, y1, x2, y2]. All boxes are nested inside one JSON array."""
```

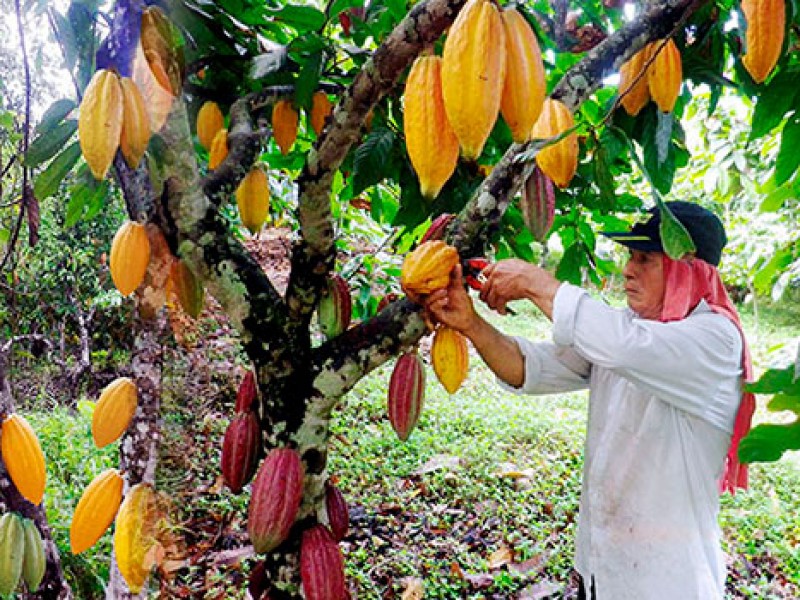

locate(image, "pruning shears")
[[462, 258, 516, 315]]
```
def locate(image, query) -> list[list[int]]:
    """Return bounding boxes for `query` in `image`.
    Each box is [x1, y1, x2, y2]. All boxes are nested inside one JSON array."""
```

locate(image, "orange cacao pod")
[[400, 240, 459, 296], [325, 481, 349, 541], [119, 77, 152, 168], [110, 221, 152, 297], [140, 6, 183, 95], [530, 98, 578, 189], [235, 167, 270, 234], [742, 0, 785, 83], [420, 213, 455, 244], [236, 370, 258, 413], [648, 39, 682, 113], [300, 525, 347, 600], [208, 128, 229, 170], [113, 483, 158, 594], [70, 468, 124, 554], [310, 91, 333, 136], [431, 325, 469, 394], [196, 101, 224, 150], [404, 55, 459, 199], [221, 411, 261, 493], [521, 165, 556, 243], [618, 44, 653, 116], [92, 377, 139, 448], [79, 69, 124, 180], [248, 448, 304, 554], [169, 260, 204, 319], [0, 414, 46, 505], [272, 100, 298, 155], [318, 274, 352, 339], [500, 8, 546, 143], [441, 0, 507, 160], [388, 351, 425, 441]]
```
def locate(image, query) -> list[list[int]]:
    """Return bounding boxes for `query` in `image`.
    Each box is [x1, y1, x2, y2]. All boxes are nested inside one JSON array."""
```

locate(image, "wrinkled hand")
[[421, 264, 480, 334], [477, 258, 539, 315]]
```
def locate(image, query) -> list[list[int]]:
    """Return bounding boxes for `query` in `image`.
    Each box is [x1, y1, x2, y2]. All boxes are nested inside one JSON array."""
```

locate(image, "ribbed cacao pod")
[[310, 91, 333, 136], [208, 128, 229, 170], [441, 0, 507, 160], [404, 55, 459, 199], [325, 481, 349, 542], [169, 260, 204, 319], [420, 213, 455, 244], [140, 6, 184, 96], [388, 351, 425, 441], [300, 525, 347, 600], [70, 468, 125, 554], [110, 220, 152, 297], [318, 274, 352, 339], [132, 40, 175, 134], [530, 98, 578, 189], [78, 69, 124, 180], [114, 483, 158, 594], [520, 165, 556, 243], [431, 325, 469, 394], [21, 518, 45, 592], [1, 414, 46, 505], [196, 101, 224, 150], [0, 512, 24, 596], [236, 167, 271, 235], [248, 447, 305, 554], [618, 44, 653, 116], [500, 8, 545, 143], [119, 77, 152, 168], [742, 0, 785, 84], [221, 411, 261, 493], [376, 292, 398, 313], [236, 370, 258, 413], [93, 377, 138, 448], [272, 100, 298, 155], [400, 240, 459, 296], [648, 39, 682, 113]]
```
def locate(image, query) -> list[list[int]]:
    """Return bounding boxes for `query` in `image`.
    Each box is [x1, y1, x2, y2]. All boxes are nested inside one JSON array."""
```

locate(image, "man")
[[422, 202, 753, 599]]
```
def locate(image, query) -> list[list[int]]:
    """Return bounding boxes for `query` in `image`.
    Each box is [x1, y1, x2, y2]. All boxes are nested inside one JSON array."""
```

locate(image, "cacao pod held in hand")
[[400, 241, 459, 296]]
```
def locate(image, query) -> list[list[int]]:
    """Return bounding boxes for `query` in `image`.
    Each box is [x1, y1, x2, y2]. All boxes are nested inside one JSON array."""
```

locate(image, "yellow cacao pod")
[[169, 260, 204, 319], [70, 468, 125, 554], [400, 241, 459, 296], [236, 167, 271, 235], [441, 0, 507, 160], [310, 91, 333, 136], [742, 0, 785, 84], [272, 100, 298, 155], [431, 325, 469, 394], [79, 69, 124, 180], [404, 55, 460, 199], [110, 221, 152, 297], [119, 77, 152, 168], [114, 483, 158, 594], [196, 101, 224, 150], [208, 128, 228, 170], [500, 8, 546, 143], [648, 39, 682, 113], [92, 377, 139, 448], [0, 414, 46, 505], [530, 98, 578, 189], [618, 44, 653, 116]]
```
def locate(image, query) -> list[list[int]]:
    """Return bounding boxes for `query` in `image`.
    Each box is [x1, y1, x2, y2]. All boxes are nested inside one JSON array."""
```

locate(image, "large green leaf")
[[655, 198, 695, 260], [25, 120, 78, 168], [35, 99, 77, 134], [352, 128, 397, 196], [739, 421, 800, 464], [774, 115, 800, 186], [267, 4, 326, 33], [750, 70, 799, 140], [746, 366, 800, 395], [295, 50, 323, 111], [33, 142, 82, 200]]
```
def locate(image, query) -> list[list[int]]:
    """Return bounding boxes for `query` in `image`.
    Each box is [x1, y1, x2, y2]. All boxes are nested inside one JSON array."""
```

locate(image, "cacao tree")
[[2, 0, 800, 596]]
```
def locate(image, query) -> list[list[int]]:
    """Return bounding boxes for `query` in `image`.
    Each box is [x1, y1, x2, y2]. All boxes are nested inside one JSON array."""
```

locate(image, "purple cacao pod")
[[221, 411, 261, 493], [235, 370, 257, 413], [388, 351, 426, 441], [521, 165, 555, 243], [420, 213, 455, 243], [325, 481, 349, 541], [300, 525, 347, 600]]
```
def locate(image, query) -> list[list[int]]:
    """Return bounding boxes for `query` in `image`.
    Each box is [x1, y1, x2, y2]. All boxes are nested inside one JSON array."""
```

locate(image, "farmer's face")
[[622, 250, 665, 320]]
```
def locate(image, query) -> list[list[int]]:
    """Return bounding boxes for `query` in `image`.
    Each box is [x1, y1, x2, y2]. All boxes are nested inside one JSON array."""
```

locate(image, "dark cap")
[[602, 201, 727, 266]]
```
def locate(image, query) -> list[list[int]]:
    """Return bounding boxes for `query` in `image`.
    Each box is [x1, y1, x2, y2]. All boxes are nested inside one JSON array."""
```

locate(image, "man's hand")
[[422, 264, 481, 335], [479, 258, 561, 320]]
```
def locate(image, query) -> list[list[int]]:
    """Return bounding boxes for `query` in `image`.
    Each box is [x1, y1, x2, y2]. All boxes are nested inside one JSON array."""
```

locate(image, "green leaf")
[[641, 110, 677, 194], [655, 111, 673, 165], [750, 70, 799, 140], [774, 115, 800, 186], [352, 128, 396, 195], [746, 366, 800, 394], [33, 141, 82, 200], [25, 119, 78, 168], [65, 173, 108, 228], [268, 4, 326, 32], [760, 183, 793, 212], [767, 393, 800, 413], [555, 243, 585, 285], [328, 0, 362, 18], [593, 144, 616, 212], [754, 247, 793, 294], [295, 50, 322, 111], [35, 99, 77, 134], [738, 421, 800, 464], [655, 198, 695, 259]]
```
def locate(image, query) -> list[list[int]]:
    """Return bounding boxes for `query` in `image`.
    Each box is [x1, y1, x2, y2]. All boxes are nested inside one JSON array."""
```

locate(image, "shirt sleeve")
[[551, 283, 743, 416], [497, 336, 591, 395]]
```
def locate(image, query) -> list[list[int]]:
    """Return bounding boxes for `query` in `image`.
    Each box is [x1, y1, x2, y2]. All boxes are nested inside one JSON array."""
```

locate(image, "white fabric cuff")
[[552, 283, 585, 347]]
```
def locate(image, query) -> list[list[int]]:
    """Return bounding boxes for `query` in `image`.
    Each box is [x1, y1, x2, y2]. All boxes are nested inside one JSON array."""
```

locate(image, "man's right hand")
[[422, 264, 482, 335]]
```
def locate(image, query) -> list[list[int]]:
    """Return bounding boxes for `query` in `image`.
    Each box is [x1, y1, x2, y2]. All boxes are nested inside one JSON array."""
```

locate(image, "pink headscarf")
[[660, 255, 755, 494]]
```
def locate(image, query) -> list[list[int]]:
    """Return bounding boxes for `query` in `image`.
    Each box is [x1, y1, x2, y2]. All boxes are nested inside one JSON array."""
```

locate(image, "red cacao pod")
[[520, 165, 555, 243], [221, 411, 261, 493], [420, 213, 455, 244], [300, 525, 347, 600], [318, 274, 352, 339], [387, 351, 426, 441], [377, 293, 399, 313], [248, 448, 304, 554], [325, 481, 349, 541], [236, 370, 258, 413]]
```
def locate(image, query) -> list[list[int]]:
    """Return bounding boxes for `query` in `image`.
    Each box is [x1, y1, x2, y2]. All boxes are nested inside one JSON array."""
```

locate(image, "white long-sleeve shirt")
[[502, 283, 743, 600]]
